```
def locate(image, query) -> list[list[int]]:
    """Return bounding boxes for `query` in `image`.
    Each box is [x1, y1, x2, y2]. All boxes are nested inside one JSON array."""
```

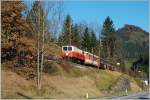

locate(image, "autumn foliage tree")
[[1, 1, 27, 64], [1, 1, 26, 43]]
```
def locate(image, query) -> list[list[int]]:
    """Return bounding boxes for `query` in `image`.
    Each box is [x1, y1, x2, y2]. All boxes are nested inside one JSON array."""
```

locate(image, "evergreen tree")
[[90, 30, 97, 53], [81, 27, 91, 52], [101, 16, 118, 58], [59, 15, 72, 45], [71, 24, 81, 48]]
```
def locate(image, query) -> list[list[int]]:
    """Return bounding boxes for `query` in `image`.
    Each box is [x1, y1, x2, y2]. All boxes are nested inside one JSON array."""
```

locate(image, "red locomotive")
[[62, 45, 99, 67]]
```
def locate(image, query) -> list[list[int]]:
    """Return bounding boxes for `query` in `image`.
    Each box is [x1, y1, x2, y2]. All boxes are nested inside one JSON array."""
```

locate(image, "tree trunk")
[[39, 15, 45, 90], [37, 2, 41, 90], [37, 33, 40, 90]]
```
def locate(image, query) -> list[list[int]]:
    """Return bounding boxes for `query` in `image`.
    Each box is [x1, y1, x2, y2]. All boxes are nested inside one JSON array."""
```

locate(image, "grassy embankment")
[[2, 62, 142, 99]]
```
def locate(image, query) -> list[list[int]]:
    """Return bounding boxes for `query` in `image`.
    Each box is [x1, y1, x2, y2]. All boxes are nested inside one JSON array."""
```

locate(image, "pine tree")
[[71, 24, 81, 48], [81, 27, 91, 52], [90, 30, 97, 48], [59, 15, 72, 45], [101, 16, 117, 58]]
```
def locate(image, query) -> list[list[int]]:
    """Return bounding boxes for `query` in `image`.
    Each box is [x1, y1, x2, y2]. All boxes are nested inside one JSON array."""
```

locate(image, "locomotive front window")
[[68, 47, 72, 51], [63, 47, 67, 51]]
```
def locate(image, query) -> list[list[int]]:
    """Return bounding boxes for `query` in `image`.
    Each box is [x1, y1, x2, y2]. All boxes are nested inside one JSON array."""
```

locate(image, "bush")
[[43, 62, 65, 76]]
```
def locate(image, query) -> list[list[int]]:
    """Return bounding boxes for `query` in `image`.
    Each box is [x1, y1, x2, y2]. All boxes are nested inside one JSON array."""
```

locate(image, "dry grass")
[[44, 42, 62, 57], [17, 37, 62, 57], [1, 70, 35, 99], [130, 82, 142, 92], [92, 70, 122, 91], [2, 63, 142, 99], [41, 75, 102, 99], [1, 69, 102, 99]]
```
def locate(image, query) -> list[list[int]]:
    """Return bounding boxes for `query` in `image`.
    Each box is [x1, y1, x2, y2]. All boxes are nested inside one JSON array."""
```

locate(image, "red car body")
[[62, 45, 99, 67]]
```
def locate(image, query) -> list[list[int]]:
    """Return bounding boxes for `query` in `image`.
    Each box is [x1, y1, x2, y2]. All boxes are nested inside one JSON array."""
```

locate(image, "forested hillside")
[[117, 24, 149, 59], [117, 24, 149, 78]]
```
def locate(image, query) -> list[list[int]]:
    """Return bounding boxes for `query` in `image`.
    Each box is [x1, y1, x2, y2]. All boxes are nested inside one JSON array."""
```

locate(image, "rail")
[[45, 55, 116, 70]]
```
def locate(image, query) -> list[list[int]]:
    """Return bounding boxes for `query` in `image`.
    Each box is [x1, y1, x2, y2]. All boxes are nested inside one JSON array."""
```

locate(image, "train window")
[[68, 47, 72, 51], [63, 47, 67, 51]]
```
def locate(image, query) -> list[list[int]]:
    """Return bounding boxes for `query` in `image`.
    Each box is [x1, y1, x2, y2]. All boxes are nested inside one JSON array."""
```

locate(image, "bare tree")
[[46, 1, 64, 42], [39, 1, 63, 90], [25, 1, 63, 90]]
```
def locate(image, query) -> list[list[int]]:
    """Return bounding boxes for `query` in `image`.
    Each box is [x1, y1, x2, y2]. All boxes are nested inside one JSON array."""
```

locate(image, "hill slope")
[[2, 62, 142, 99], [117, 24, 149, 59], [117, 24, 149, 42], [1, 29, 144, 99]]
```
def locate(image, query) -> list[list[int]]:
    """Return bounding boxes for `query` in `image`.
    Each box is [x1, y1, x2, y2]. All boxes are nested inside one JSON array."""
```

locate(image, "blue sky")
[[63, 1, 149, 32]]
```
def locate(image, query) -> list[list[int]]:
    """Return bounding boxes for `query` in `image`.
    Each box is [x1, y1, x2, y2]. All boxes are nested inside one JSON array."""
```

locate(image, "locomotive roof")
[[62, 45, 77, 47], [83, 51, 99, 58]]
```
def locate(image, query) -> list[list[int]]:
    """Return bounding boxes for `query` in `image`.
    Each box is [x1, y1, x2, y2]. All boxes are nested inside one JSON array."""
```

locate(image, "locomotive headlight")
[[66, 53, 68, 56], [116, 62, 120, 66]]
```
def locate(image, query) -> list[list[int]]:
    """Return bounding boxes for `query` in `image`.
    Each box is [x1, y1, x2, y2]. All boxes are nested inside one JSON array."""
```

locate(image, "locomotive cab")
[[62, 46, 84, 64], [62, 46, 73, 58]]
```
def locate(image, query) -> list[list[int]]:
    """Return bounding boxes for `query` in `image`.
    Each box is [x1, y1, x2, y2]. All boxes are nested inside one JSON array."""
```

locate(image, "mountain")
[[117, 24, 149, 59], [117, 24, 149, 43]]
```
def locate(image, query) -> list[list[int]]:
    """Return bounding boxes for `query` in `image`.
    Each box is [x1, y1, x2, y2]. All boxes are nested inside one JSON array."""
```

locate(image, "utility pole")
[[69, 21, 71, 45], [98, 32, 101, 69]]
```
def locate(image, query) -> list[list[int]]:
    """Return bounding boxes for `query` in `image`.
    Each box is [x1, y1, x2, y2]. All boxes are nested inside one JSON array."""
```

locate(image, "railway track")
[[45, 54, 116, 71], [47, 58, 88, 69]]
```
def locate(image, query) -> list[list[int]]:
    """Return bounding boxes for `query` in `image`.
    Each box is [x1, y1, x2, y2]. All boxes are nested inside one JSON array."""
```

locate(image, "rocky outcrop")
[[111, 75, 131, 92]]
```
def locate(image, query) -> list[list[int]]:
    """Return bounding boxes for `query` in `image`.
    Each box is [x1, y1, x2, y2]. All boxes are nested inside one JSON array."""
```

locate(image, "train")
[[62, 45, 115, 70]]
